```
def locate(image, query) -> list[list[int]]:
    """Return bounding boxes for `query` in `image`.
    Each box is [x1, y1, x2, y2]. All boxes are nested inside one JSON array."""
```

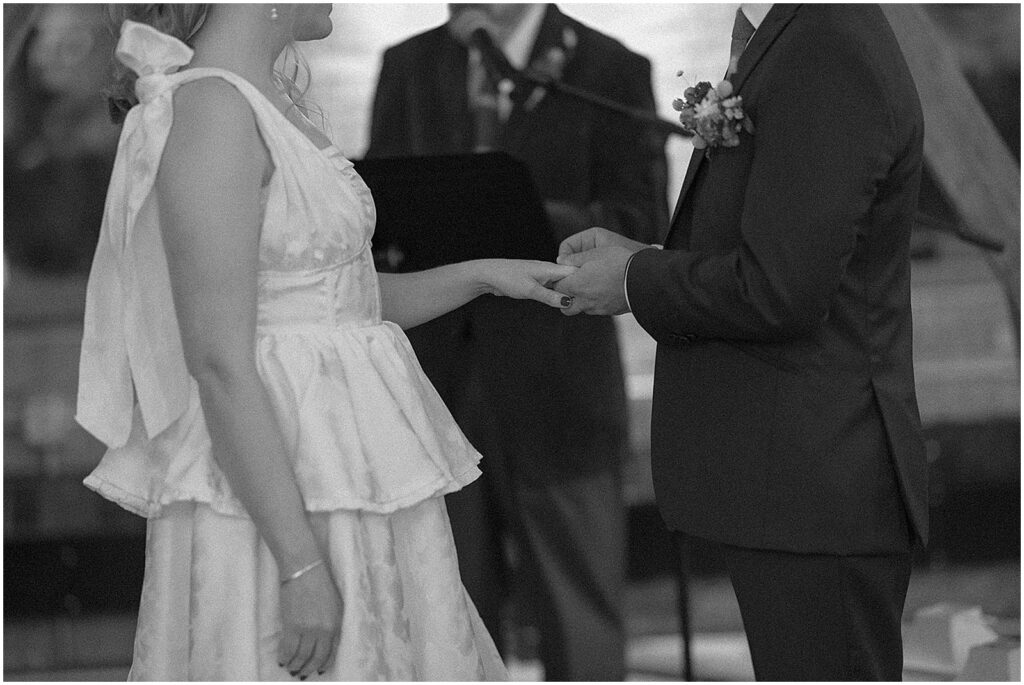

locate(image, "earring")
[[269, 6, 279, 21]]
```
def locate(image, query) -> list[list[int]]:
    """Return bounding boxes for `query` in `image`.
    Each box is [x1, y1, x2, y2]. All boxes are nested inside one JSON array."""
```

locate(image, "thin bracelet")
[[281, 559, 324, 585]]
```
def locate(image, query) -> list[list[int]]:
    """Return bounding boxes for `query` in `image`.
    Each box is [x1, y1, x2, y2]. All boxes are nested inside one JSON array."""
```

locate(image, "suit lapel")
[[503, 5, 567, 154], [436, 29, 473, 152], [729, 4, 800, 93], [665, 4, 801, 239], [668, 147, 705, 228]]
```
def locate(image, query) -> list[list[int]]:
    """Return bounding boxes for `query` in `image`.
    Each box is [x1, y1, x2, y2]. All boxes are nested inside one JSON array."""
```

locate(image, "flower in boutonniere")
[[672, 74, 754, 155]]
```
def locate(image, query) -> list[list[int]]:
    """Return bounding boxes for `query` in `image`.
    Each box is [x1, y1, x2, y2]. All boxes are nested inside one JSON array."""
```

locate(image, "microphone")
[[449, 9, 519, 84]]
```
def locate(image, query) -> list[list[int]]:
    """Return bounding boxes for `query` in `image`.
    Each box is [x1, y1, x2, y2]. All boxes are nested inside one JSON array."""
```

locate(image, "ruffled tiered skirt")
[[84, 322, 508, 680], [129, 500, 506, 680]]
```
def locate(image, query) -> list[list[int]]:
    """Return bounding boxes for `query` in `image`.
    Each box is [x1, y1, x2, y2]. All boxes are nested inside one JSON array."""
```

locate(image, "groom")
[[557, 4, 928, 680]]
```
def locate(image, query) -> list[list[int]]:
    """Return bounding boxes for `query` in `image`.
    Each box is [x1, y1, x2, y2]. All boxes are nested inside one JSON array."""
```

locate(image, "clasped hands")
[[484, 227, 647, 314], [552, 227, 649, 316]]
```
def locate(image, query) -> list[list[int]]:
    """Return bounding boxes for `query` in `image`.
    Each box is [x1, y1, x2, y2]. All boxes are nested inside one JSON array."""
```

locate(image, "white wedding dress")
[[77, 21, 508, 681]]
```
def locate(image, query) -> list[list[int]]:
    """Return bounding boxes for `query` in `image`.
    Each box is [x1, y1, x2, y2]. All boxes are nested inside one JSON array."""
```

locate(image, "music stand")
[[353, 151, 557, 270]]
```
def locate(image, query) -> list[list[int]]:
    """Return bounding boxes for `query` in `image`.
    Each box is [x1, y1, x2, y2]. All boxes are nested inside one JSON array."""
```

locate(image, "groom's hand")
[[556, 227, 648, 316], [554, 245, 636, 316], [558, 227, 647, 262]]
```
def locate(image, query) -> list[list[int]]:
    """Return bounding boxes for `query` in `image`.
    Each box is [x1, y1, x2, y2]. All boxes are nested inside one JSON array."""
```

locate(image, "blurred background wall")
[[4, 3, 1019, 678]]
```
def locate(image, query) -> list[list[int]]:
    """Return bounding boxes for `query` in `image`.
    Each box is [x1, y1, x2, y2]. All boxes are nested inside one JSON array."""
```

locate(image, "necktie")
[[726, 8, 757, 78], [469, 49, 501, 152]]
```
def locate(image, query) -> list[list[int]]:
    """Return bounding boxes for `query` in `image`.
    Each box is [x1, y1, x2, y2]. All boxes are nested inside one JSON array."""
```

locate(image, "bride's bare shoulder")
[[163, 77, 268, 176]]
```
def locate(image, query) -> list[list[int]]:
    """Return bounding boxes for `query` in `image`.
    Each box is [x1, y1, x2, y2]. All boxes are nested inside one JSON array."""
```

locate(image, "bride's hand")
[[476, 259, 577, 308], [278, 561, 342, 679]]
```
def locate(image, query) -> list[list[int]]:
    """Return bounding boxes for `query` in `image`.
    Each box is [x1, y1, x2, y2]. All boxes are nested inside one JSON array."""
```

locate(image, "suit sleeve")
[[365, 47, 408, 159], [587, 52, 670, 245], [627, 28, 897, 344]]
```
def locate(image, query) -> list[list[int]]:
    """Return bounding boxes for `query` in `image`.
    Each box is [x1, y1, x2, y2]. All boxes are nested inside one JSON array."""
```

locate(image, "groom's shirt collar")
[[739, 3, 773, 31], [503, 4, 547, 69]]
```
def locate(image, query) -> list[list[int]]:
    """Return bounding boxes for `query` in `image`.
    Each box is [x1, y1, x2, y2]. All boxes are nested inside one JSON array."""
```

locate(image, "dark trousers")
[[688, 535, 912, 681], [411, 303, 627, 680], [447, 469, 627, 681]]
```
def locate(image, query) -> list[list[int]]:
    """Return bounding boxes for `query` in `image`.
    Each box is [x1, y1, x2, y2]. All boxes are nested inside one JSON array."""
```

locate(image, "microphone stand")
[[460, 22, 688, 139], [511, 69, 693, 139]]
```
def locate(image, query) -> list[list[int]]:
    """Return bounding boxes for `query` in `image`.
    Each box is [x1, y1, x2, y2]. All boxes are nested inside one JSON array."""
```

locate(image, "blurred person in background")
[[4, 4, 120, 275], [76, 3, 576, 679], [367, 3, 669, 679]]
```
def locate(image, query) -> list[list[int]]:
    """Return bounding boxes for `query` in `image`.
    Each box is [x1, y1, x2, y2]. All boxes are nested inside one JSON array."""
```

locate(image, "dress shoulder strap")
[[77, 22, 277, 448], [77, 20, 335, 448]]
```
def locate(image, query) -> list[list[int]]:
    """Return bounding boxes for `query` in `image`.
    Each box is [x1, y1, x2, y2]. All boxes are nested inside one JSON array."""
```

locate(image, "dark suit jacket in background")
[[627, 4, 928, 554], [367, 4, 669, 479]]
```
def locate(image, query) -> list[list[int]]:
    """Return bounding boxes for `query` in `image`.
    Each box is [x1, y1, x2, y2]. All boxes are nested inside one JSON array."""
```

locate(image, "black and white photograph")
[[3, 3, 1019, 681]]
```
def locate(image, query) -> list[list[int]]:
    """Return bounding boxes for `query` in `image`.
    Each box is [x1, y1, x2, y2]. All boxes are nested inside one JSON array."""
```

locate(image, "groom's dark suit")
[[626, 4, 928, 679]]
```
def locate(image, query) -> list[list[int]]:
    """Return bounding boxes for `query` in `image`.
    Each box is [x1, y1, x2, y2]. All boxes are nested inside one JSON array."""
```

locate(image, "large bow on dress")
[[76, 21, 195, 447]]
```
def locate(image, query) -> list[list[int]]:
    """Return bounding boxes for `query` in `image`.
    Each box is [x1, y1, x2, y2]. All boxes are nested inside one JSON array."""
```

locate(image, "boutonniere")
[[519, 26, 577, 112], [672, 75, 754, 156]]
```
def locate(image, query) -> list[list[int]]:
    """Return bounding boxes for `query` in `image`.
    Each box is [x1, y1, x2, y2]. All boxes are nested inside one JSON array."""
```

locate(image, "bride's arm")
[[157, 79, 339, 678], [377, 259, 576, 330]]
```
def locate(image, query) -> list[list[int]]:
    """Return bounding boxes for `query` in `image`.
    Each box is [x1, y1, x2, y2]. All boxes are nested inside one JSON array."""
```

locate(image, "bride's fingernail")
[[560, 296, 574, 308]]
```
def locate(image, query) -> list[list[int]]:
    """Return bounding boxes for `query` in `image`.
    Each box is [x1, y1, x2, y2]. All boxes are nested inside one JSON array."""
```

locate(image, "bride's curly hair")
[[104, 4, 323, 129]]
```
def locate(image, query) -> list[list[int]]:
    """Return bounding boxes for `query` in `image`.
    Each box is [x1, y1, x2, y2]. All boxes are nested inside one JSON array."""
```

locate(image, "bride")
[[77, 4, 574, 680]]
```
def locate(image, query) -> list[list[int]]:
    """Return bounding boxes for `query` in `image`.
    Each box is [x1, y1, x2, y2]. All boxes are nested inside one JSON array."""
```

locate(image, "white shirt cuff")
[[623, 245, 663, 313]]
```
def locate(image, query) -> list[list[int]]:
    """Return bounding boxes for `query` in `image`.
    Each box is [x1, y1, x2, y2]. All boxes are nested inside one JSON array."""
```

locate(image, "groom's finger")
[[556, 248, 602, 268], [533, 263, 576, 289], [541, 263, 578, 280], [557, 228, 596, 261], [556, 236, 580, 262]]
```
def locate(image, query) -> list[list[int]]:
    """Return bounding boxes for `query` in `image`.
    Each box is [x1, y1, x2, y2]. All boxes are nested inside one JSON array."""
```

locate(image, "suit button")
[[869, 353, 881, 364]]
